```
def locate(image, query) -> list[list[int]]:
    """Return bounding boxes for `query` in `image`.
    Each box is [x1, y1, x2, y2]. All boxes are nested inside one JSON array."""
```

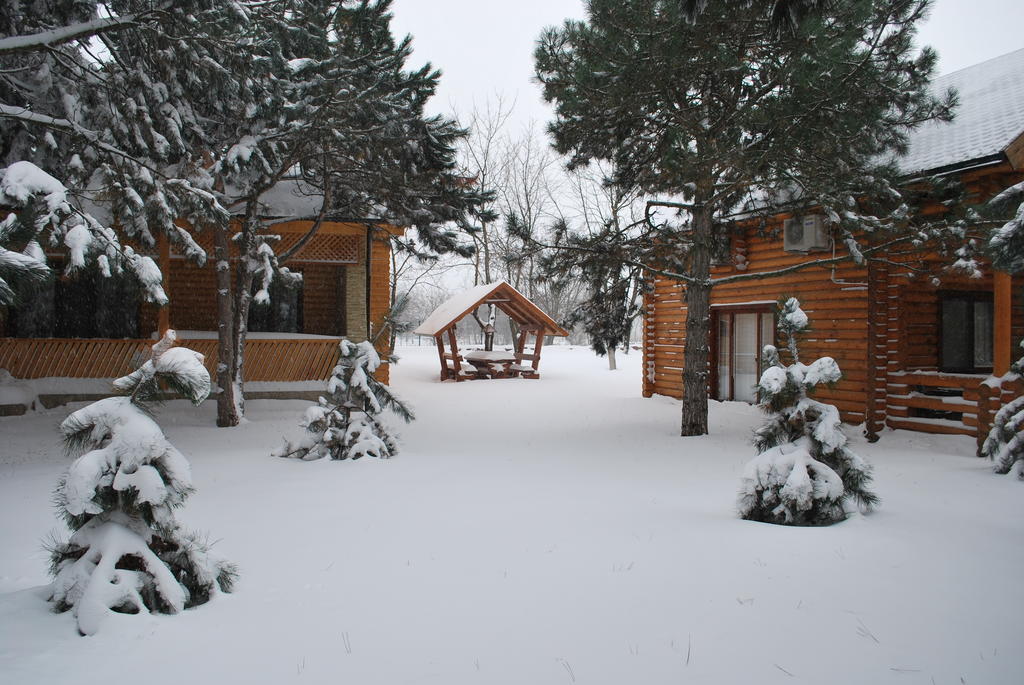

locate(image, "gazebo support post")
[[447, 327, 464, 382], [435, 333, 448, 381], [530, 328, 544, 375]]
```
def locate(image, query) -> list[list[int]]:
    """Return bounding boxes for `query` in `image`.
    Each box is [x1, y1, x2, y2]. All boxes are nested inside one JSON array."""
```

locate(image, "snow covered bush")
[[738, 298, 878, 525], [276, 339, 414, 461], [981, 341, 1024, 479], [47, 330, 236, 635]]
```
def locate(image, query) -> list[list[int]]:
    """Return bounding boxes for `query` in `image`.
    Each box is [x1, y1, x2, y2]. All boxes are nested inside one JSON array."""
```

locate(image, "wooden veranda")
[[412, 281, 569, 381]]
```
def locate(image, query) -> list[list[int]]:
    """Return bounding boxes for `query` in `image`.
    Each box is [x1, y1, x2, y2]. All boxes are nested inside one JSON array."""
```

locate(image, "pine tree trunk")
[[608, 346, 617, 370], [680, 205, 712, 436], [214, 224, 240, 427]]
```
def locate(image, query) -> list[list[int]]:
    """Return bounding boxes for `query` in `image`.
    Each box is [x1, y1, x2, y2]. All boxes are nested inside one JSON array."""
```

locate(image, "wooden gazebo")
[[412, 281, 569, 381]]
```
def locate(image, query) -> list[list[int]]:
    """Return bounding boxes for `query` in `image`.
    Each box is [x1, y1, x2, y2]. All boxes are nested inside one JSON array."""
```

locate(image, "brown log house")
[[642, 48, 1024, 450]]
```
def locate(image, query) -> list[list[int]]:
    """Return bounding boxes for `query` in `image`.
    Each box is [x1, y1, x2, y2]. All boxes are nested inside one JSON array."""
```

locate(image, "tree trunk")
[[607, 346, 617, 370], [484, 304, 495, 351], [680, 205, 712, 436], [214, 223, 240, 427], [229, 215, 260, 424]]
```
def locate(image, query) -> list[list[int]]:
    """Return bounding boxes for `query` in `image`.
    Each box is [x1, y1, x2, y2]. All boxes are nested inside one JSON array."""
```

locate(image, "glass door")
[[714, 309, 775, 403]]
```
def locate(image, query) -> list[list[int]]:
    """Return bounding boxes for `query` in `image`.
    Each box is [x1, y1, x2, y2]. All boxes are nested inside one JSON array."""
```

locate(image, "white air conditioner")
[[783, 214, 830, 253]]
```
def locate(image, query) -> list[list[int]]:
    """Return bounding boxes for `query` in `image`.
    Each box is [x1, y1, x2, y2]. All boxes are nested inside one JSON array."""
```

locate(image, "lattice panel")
[[0, 337, 341, 382], [281, 233, 360, 263], [175, 231, 360, 264]]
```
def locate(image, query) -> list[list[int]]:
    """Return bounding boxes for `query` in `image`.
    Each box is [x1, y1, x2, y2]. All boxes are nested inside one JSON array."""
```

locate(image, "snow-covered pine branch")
[[0, 3, 174, 56], [738, 298, 878, 526], [987, 180, 1024, 274], [0, 161, 170, 304], [48, 330, 235, 635], [980, 340, 1024, 479], [276, 339, 414, 461]]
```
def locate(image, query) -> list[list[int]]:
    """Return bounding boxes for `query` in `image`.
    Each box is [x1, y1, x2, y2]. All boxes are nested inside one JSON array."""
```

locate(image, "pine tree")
[[276, 339, 414, 461], [535, 0, 953, 436], [47, 330, 236, 635], [542, 220, 645, 370], [738, 298, 878, 525], [1, 1, 244, 304], [987, 181, 1024, 274], [208, 0, 482, 427], [981, 341, 1024, 479]]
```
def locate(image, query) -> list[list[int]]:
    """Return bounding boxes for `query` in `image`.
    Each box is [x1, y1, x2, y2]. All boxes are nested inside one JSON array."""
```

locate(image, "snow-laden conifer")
[[276, 339, 414, 461], [535, 0, 954, 436], [47, 330, 235, 635], [981, 341, 1024, 479], [738, 298, 878, 525], [987, 180, 1024, 274], [1, 2, 237, 304]]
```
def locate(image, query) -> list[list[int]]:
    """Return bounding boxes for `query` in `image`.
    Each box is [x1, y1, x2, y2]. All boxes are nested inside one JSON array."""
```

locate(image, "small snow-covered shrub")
[[738, 298, 878, 526], [47, 330, 236, 635], [981, 341, 1024, 479], [276, 339, 413, 460]]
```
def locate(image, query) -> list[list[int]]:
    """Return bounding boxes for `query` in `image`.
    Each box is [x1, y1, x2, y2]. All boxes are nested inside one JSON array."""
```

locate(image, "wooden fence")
[[0, 338, 341, 382]]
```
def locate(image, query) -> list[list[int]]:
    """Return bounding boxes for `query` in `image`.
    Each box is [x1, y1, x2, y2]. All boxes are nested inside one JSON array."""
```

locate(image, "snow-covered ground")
[[1, 345, 1021, 684]]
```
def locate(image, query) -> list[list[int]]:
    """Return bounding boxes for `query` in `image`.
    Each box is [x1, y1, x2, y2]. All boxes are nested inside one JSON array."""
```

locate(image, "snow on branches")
[[0, 158, 169, 306], [47, 331, 235, 635], [988, 180, 1024, 275], [276, 339, 414, 461], [981, 341, 1024, 479], [738, 298, 878, 525]]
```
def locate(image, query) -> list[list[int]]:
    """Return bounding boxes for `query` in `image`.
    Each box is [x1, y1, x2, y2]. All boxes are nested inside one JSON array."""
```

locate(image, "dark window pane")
[[941, 298, 971, 371], [54, 270, 98, 338], [249, 272, 303, 334]]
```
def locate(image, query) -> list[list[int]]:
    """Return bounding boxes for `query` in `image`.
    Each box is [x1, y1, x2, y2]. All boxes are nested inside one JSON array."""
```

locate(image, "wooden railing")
[[976, 375, 1024, 456], [0, 337, 341, 382], [886, 371, 986, 436]]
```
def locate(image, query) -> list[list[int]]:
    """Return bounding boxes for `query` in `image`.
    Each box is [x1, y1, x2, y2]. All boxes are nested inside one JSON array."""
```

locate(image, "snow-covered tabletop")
[[463, 350, 517, 363]]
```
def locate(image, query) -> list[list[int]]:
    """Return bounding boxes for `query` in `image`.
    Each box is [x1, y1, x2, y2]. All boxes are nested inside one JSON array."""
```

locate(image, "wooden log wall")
[[644, 223, 874, 425]]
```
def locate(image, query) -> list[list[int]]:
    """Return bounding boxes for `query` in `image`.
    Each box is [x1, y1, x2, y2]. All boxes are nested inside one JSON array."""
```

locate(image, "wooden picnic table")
[[464, 349, 517, 363], [463, 349, 517, 378]]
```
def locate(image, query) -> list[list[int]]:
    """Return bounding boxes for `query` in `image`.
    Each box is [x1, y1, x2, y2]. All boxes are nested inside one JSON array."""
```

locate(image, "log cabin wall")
[[643, 220, 873, 425]]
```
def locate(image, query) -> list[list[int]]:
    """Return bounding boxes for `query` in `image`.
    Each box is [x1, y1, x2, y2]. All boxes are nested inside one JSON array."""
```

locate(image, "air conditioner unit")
[[783, 214, 830, 253]]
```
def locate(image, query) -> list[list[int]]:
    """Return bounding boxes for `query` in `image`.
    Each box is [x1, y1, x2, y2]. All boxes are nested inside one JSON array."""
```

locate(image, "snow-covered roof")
[[225, 178, 326, 218], [224, 177, 390, 221], [898, 47, 1024, 176], [412, 281, 569, 337]]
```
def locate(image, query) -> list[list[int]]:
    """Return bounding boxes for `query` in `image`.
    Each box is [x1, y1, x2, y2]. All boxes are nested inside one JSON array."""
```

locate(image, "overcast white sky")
[[390, 0, 1024, 132]]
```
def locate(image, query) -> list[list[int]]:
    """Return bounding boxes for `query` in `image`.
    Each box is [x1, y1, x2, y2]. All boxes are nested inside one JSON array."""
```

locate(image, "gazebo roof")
[[412, 281, 569, 337]]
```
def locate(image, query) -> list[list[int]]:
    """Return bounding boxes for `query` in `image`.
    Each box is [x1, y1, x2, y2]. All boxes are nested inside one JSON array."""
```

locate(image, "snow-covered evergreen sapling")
[[48, 330, 236, 635], [738, 298, 878, 525], [981, 340, 1024, 479], [276, 339, 414, 461]]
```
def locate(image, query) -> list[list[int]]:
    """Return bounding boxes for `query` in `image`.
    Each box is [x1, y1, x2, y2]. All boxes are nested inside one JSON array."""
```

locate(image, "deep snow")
[[1, 345, 1021, 684]]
